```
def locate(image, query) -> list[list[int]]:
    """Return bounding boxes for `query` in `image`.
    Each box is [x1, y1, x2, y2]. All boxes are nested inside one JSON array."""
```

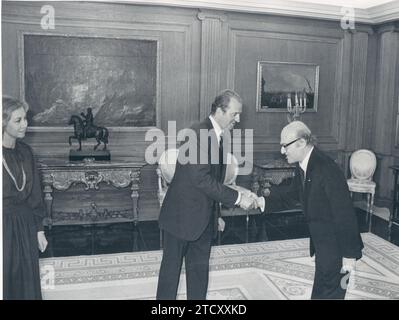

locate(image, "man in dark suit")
[[156, 89, 256, 300], [256, 121, 364, 299]]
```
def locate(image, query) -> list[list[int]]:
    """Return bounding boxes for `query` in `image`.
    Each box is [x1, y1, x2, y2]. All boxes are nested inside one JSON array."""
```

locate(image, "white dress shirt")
[[299, 146, 314, 178], [209, 115, 223, 146], [259, 146, 315, 212], [208, 115, 241, 205]]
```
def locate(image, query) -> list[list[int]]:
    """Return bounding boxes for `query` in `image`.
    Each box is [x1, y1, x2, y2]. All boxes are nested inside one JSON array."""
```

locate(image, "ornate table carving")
[[38, 159, 144, 228], [251, 159, 296, 197]]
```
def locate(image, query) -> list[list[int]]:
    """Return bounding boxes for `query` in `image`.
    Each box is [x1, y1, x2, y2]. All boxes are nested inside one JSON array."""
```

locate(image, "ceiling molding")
[[104, 0, 399, 24], [367, 1, 399, 23]]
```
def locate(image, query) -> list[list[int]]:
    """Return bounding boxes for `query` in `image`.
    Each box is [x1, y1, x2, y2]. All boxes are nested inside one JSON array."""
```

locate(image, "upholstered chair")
[[347, 149, 377, 232]]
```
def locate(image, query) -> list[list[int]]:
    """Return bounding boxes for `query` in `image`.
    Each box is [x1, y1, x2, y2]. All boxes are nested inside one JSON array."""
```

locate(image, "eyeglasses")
[[281, 137, 301, 150]]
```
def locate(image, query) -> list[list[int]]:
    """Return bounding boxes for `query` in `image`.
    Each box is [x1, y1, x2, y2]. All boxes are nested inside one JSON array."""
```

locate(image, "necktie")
[[299, 167, 306, 188], [219, 135, 223, 162], [219, 135, 224, 178]]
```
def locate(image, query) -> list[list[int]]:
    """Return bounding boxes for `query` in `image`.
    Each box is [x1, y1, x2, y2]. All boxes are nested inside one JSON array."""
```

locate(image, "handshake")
[[228, 185, 264, 211]]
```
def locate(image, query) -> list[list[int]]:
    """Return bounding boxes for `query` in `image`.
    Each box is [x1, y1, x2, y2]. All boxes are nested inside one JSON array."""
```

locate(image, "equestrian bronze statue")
[[68, 108, 109, 151]]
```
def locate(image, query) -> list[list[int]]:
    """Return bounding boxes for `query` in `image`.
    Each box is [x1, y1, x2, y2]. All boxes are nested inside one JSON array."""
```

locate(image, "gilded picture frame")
[[19, 32, 160, 130], [256, 61, 319, 113]]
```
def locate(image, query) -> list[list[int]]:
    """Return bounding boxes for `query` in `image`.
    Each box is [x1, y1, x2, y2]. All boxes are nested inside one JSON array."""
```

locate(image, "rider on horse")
[[68, 110, 109, 151], [81, 107, 94, 139]]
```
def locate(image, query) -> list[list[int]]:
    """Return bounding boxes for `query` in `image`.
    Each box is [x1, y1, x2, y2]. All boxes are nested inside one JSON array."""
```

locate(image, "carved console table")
[[251, 159, 296, 197], [249, 159, 303, 241], [37, 159, 145, 229]]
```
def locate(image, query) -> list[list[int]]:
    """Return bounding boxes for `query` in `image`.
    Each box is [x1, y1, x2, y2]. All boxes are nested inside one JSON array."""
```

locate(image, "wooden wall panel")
[[2, 1, 202, 138], [225, 13, 350, 160], [373, 30, 399, 155], [2, 2, 203, 221], [3, 2, 399, 215], [372, 24, 399, 200], [198, 10, 228, 119], [345, 31, 370, 151], [232, 31, 342, 146]]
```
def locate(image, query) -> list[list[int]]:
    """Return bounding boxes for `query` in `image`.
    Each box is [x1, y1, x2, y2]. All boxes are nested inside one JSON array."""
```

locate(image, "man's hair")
[[298, 129, 317, 146], [2, 95, 29, 132], [287, 121, 317, 146], [210, 89, 242, 114]]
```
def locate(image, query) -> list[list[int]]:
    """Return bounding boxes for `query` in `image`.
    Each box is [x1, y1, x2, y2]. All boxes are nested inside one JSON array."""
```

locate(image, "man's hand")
[[228, 185, 264, 211], [341, 257, 356, 273], [218, 217, 226, 232], [244, 192, 265, 212], [238, 194, 257, 210], [247, 193, 265, 211], [38, 231, 48, 253]]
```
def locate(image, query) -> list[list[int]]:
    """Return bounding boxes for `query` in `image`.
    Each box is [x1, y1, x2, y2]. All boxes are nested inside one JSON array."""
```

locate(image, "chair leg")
[[368, 193, 374, 233]]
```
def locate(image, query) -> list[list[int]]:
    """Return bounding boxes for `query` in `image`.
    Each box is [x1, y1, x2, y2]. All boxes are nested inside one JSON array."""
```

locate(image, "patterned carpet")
[[39, 233, 399, 300]]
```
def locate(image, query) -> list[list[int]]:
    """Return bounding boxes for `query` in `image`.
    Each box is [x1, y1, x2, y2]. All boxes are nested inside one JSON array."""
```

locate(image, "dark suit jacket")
[[158, 118, 238, 241], [265, 147, 364, 260]]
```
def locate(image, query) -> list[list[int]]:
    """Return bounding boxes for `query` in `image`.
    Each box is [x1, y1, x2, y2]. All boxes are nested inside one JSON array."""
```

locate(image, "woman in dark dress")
[[2, 96, 48, 300]]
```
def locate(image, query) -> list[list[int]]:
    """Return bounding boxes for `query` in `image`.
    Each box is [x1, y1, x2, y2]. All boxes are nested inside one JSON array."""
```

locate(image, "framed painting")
[[19, 33, 159, 129], [256, 61, 319, 113]]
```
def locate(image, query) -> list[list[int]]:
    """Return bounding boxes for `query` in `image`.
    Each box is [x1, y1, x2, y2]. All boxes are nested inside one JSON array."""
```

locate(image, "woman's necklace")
[[2, 156, 26, 192]]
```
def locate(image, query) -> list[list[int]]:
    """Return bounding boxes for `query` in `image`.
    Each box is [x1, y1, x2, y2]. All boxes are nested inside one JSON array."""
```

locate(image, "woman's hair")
[[2, 96, 29, 132]]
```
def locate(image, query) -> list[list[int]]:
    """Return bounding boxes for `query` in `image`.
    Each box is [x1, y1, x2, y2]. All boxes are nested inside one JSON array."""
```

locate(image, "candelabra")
[[287, 91, 307, 122]]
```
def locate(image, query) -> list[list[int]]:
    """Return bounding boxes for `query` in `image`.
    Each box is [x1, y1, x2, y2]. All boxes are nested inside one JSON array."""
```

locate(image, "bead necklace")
[[2, 156, 26, 192]]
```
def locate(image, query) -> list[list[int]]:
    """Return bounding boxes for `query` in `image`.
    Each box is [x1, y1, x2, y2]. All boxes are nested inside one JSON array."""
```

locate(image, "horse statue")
[[68, 115, 109, 151]]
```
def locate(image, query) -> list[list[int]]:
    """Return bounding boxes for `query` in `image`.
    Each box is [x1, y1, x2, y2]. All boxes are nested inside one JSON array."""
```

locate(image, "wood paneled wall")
[[2, 2, 399, 219], [228, 14, 348, 152], [370, 23, 399, 201]]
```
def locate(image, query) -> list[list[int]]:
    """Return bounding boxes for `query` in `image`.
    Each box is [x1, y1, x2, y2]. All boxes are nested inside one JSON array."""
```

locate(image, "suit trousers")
[[311, 251, 347, 299], [156, 219, 213, 300]]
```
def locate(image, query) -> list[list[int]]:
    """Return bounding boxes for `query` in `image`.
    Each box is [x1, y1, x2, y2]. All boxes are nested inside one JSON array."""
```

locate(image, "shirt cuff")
[[235, 192, 242, 205]]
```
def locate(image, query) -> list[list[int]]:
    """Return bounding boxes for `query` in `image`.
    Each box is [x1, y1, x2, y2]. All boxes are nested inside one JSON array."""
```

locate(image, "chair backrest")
[[158, 148, 179, 184], [223, 152, 239, 185], [157, 148, 239, 185], [349, 149, 377, 181], [156, 148, 239, 206], [156, 149, 179, 207]]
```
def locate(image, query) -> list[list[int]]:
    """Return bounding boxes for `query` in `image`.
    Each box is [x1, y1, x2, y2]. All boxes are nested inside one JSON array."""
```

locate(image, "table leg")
[[130, 171, 141, 225], [43, 183, 54, 257], [130, 170, 141, 251], [43, 183, 54, 228]]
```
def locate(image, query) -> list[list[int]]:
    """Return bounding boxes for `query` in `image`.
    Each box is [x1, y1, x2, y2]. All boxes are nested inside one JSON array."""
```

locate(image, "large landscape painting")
[[23, 34, 157, 127]]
